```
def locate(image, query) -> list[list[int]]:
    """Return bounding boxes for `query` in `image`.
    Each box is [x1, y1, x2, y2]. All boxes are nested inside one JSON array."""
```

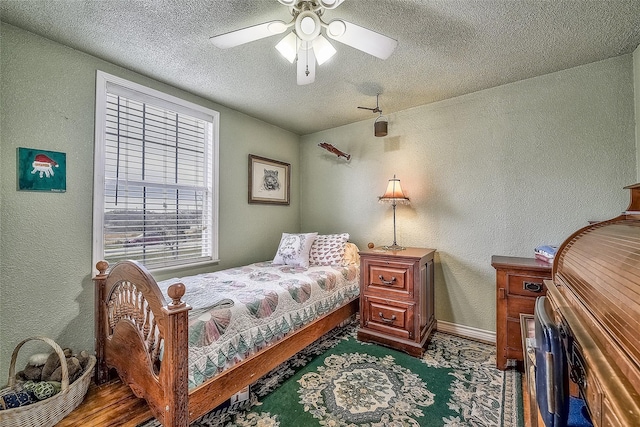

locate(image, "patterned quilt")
[[157, 261, 360, 388]]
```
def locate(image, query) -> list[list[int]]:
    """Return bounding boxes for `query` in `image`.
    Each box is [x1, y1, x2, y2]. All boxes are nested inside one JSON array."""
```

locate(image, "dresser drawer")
[[362, 295, 414, 340], [506, 273, 547, 297]]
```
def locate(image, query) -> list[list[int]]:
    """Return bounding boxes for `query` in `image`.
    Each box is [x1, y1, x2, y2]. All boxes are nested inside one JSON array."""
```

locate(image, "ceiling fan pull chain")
[[305, 41, 310, 76]]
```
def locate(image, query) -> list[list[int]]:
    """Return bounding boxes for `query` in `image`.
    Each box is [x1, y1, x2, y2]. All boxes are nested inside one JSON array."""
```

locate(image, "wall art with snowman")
[[17, 148, 66, 192]]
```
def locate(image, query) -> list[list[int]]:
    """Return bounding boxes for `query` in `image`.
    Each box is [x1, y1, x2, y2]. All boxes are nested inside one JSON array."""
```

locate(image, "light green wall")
[[300, 55, 636, 333], [0, 24, 300, 375]]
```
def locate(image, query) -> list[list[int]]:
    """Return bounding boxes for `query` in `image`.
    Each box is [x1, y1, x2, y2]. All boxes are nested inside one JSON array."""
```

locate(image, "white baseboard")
[[436, 320, 496, 344]]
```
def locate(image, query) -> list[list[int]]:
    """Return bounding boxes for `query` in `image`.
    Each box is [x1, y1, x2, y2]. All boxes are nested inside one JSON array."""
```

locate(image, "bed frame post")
[[93, 261, 110, 384], [160, 283, 192, 427]]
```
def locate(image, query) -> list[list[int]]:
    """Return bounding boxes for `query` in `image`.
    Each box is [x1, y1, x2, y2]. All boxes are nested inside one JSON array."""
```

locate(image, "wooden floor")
[[57, 380, 152, 427], [522, 372, 534, 427]]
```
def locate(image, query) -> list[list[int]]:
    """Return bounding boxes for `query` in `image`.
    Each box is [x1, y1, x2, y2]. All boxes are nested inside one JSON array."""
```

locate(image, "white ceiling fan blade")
[[297, 42, 316, 85], [326, 19, 397, 60], [210, 21, 288, 49]]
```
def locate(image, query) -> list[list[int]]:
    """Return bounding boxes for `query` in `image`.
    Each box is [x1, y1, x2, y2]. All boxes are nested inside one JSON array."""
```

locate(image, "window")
[[93, 71, 219, 271]]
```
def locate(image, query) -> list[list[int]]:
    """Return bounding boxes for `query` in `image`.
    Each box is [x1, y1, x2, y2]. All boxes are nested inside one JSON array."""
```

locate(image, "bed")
[[93, 233, 359, 426]]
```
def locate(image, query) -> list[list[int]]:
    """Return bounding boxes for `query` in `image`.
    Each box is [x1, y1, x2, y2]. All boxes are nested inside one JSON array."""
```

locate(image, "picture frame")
[[248, 154, 290, 205], [17, 147, 67, 192]]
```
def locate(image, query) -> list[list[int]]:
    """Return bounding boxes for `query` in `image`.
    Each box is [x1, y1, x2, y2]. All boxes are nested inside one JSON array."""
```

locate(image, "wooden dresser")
[[492, 255, 552, 370], [357, 247, 436, 357]]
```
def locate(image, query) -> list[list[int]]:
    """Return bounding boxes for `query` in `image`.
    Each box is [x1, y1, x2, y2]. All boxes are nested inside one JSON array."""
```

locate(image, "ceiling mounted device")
[[358, 93, 388, 137], [210, 0, 398, 85]]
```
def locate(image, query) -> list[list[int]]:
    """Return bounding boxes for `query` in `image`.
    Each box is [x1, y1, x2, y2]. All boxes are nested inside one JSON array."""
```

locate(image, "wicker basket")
[[0, 337, 96, 427]]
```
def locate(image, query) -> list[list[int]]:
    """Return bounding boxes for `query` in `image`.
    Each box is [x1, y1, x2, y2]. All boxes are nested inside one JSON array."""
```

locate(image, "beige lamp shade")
[[379, 176, 409, 204]]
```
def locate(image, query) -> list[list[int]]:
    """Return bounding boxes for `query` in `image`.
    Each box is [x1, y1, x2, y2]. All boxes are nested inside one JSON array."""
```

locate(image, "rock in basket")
[[0, 336, 96, 427]]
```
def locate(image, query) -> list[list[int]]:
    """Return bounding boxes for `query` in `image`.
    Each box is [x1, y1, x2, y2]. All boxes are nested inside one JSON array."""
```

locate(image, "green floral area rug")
[[140, 321, 522, 426]]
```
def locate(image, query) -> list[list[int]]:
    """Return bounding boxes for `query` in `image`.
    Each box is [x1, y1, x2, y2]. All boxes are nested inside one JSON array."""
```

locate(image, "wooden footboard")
[[94, 260, 192, 426], [94, 260, 359, 427]]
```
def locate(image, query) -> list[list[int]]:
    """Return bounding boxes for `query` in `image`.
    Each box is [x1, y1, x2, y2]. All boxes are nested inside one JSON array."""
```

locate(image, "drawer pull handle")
[[569, 365, 586, 389], [378, 312, 397, 323], [378, 275, 397, 286], [523, 281, 543, 293]]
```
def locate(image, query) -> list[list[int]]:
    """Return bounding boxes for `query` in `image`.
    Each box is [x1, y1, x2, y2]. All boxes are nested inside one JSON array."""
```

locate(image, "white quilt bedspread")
[[157, 261, 360, 388]]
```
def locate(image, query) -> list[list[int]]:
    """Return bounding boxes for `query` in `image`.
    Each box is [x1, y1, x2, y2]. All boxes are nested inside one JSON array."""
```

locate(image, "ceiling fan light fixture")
[[275, 32, 299, 63], [312, 35, 336, 65]]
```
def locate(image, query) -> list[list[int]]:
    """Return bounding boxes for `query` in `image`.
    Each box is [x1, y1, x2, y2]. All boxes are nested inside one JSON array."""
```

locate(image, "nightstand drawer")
[[369, 265, 408, 289], [362, 295, 413, 340], [364, 261, 414, 296], [506, 274, 547, 297]]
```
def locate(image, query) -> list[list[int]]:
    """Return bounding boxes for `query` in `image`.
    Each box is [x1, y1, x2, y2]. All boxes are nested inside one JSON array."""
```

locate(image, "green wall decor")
[[17, 147, 66, 192]]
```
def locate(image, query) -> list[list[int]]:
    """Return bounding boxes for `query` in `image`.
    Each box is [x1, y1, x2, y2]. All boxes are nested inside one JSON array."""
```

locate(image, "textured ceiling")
[[1, 0, 639, 135]]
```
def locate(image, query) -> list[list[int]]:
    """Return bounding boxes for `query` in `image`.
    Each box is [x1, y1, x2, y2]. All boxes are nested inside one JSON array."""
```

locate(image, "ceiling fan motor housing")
[[295, 10, 321, 41]]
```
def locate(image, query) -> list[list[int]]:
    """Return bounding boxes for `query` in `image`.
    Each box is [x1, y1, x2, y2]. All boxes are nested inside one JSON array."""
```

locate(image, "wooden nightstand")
[[357, 247, 436, 357], [491, 255, 552, 370]]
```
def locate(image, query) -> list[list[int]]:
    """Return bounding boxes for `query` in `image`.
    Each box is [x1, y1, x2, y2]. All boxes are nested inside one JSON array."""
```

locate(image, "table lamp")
[[378, 175, 410, 250]]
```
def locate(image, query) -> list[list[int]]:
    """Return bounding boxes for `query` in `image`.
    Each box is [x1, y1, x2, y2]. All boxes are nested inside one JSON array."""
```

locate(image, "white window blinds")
[[94, 72, 219, 271]]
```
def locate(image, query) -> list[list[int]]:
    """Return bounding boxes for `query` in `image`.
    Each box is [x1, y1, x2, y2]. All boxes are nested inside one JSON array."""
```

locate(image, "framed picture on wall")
[[248, 154, 290, 205], [17, 147, 67, 192]]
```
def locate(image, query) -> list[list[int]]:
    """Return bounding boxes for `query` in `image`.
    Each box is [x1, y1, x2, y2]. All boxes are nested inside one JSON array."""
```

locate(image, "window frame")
[[92, 70, 219, 274]]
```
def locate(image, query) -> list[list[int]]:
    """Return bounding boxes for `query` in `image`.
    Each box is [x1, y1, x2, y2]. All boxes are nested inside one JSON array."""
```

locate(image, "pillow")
[[342, 242, 360, 266], [309, 233, 349, 266], [273, 232, 317, 268]]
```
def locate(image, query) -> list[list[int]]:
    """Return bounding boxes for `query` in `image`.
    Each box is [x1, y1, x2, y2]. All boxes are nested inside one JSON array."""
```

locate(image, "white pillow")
[[309, 233, 350, 266], [273, 232, 318, 268]]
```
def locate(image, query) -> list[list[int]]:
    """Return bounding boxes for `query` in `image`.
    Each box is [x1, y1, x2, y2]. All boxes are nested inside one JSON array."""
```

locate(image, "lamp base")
[[382, 244, 406, 251]]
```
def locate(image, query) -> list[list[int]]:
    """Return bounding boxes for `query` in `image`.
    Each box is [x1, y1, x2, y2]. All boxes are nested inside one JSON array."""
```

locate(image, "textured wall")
[[0, 24, 300, 375], [300, 55, 636, 333]]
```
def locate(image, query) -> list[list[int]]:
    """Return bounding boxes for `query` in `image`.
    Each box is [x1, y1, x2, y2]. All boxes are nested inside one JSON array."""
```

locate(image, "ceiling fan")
[[210, 0, 398, 85]]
